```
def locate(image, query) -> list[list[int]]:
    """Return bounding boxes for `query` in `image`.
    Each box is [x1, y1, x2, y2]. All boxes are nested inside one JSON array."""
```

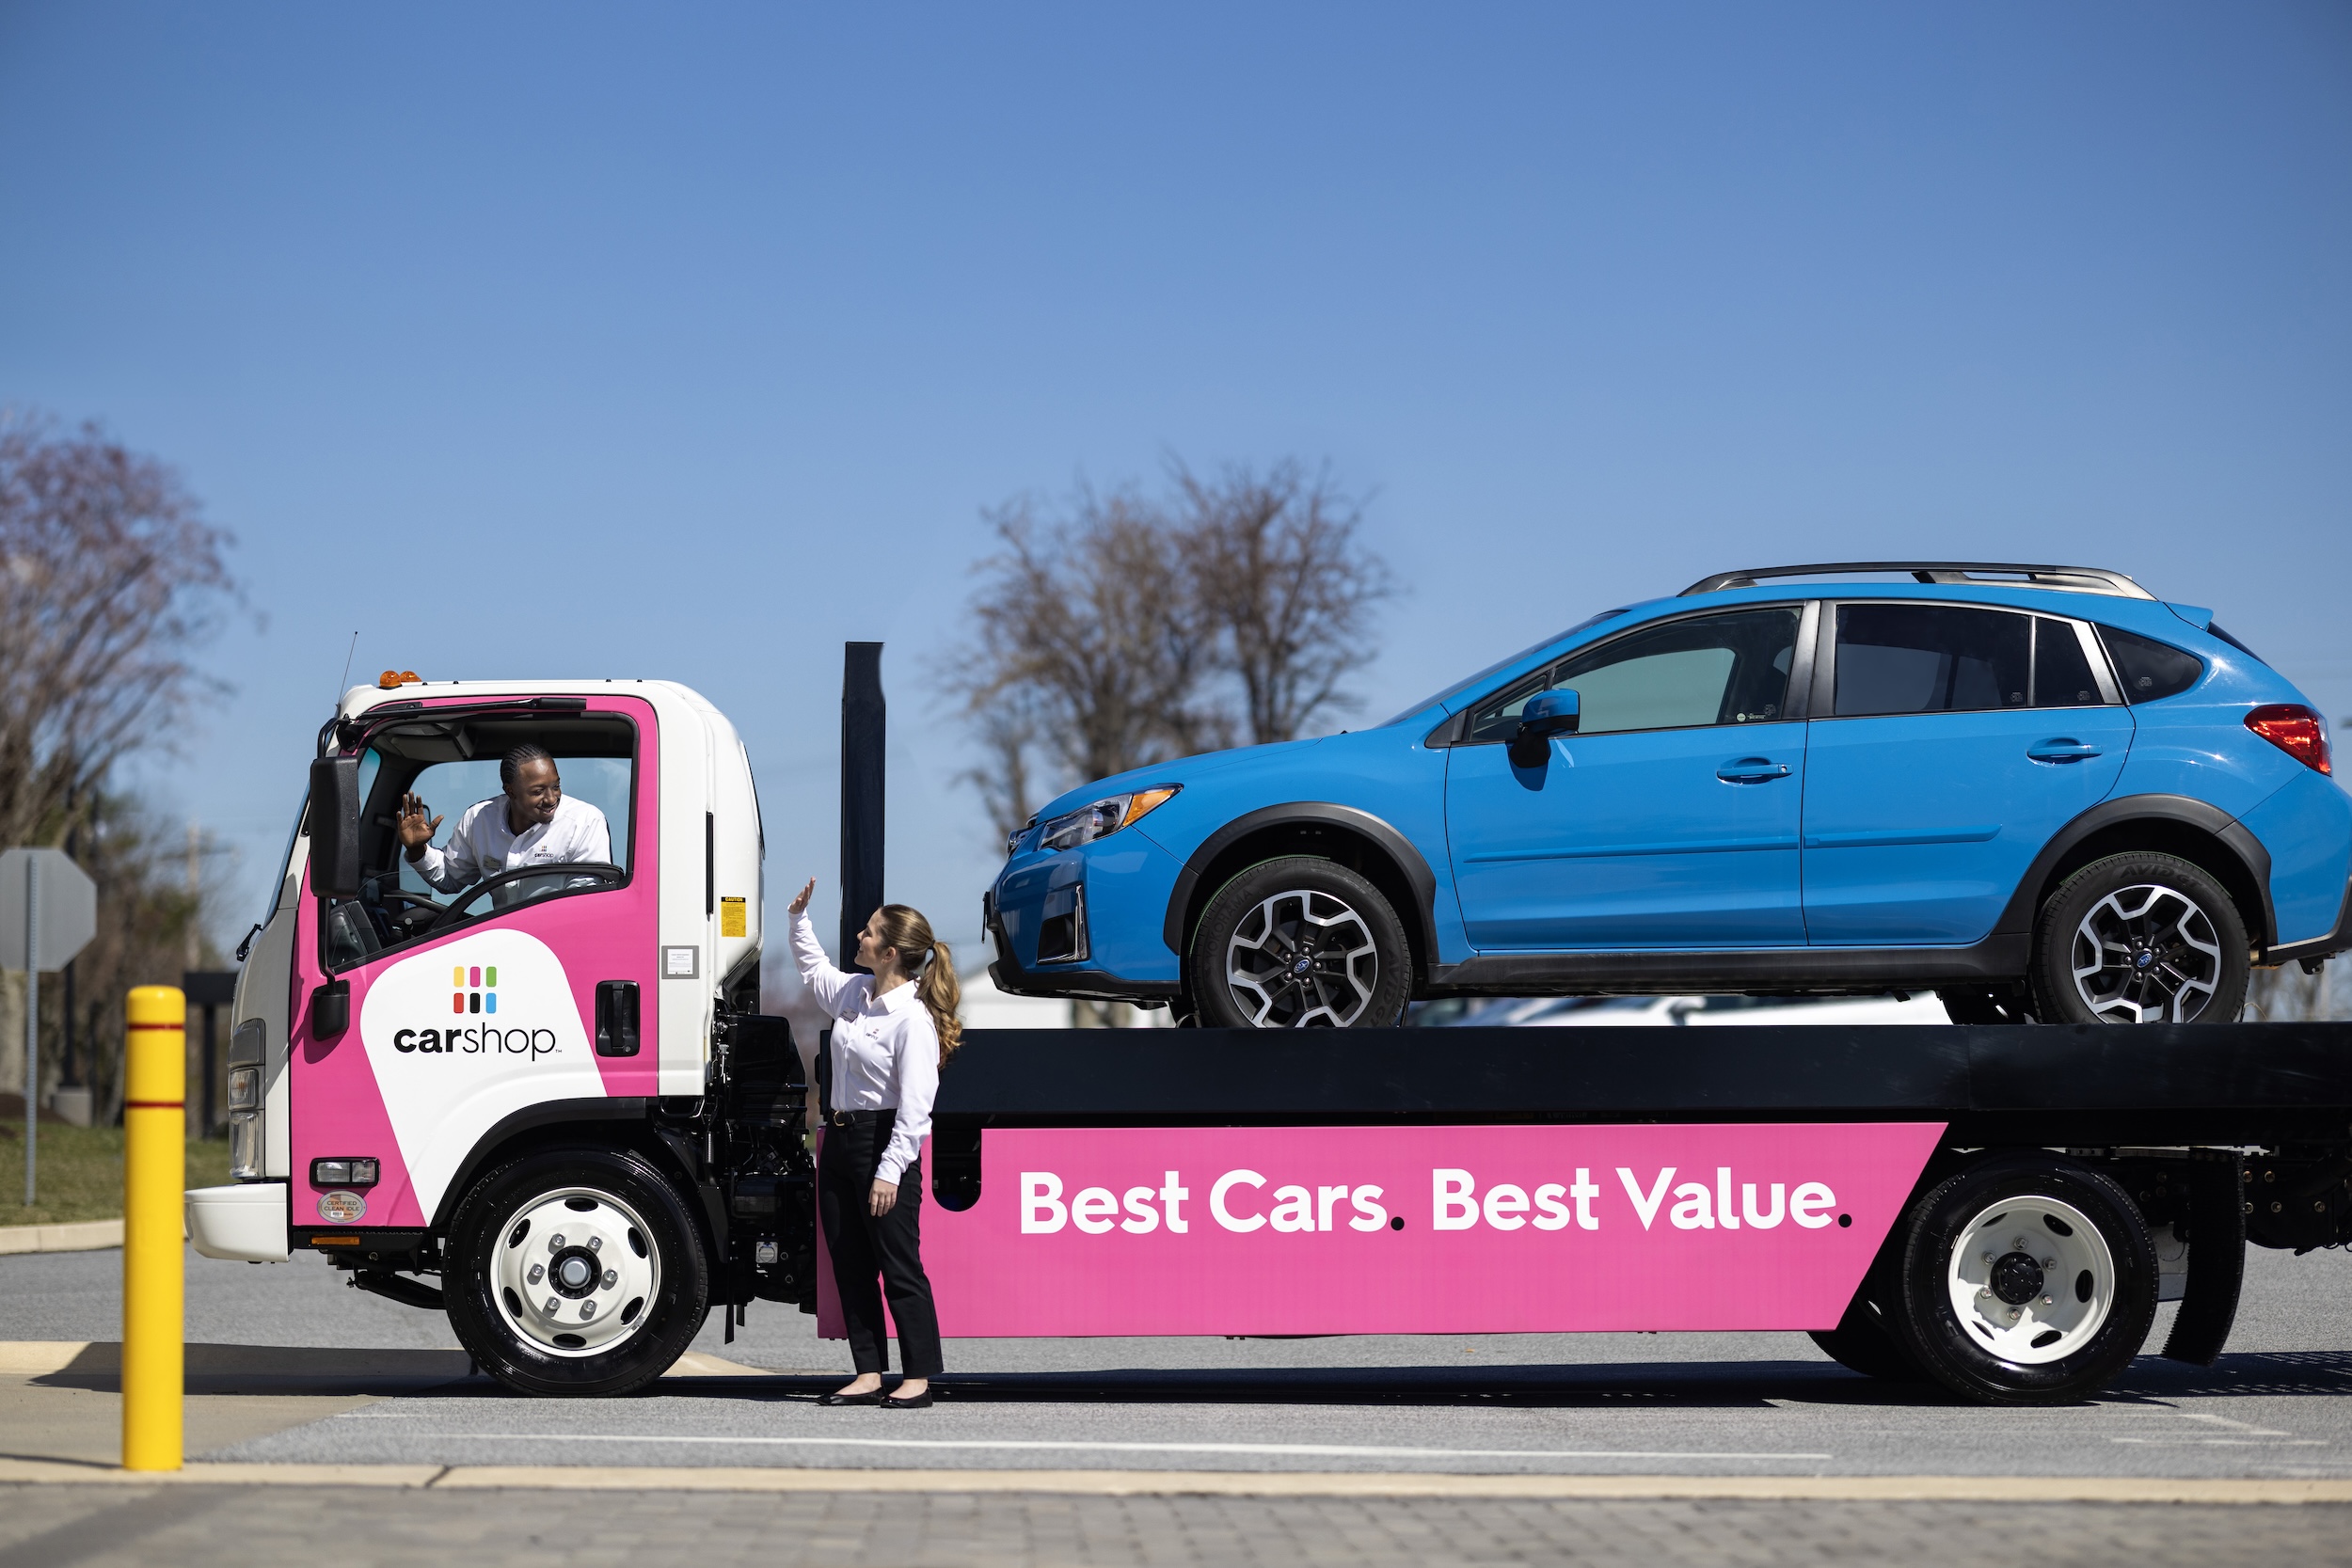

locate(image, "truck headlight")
[[1037, 786, 1179, 851], [228, 1066, 263, 1179]]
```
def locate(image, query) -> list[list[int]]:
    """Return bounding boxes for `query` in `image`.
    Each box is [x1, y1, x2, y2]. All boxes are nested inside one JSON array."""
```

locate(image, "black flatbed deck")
[[934, 1022, 2352, 1146]]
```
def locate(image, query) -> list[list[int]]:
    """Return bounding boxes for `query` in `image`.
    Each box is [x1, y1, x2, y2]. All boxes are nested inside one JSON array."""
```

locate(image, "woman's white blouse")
[[790, 911, 939, 1184]]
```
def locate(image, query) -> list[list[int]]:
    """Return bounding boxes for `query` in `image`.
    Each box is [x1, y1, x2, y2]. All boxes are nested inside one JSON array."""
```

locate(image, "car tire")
[[1889, 1154, 2157, 1405], [1189, 856, 1412, 1028], [2028, 852, 2249, 1025], [443, 1146, 709, 1397]]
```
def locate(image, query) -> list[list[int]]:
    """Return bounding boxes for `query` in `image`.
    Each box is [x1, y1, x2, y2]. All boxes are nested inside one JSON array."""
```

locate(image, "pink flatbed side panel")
[[902, 1122, 1944, 1338]]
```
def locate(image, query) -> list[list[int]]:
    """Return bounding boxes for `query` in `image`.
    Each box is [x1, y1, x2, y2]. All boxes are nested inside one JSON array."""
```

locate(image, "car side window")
[[2097, 626, 2204, 703], [1832, 604, 2030, 717], [2031, 618, 2102, 708], [1465, 608, 1800, 742]]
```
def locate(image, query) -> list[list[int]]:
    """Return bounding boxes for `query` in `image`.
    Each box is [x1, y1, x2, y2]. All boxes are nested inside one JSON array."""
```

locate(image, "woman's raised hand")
[[787, 879, 816, 919]]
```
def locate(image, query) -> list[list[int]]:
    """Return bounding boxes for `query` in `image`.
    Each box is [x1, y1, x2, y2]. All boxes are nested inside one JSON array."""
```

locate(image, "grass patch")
[[0, 1123, 231, 1227]]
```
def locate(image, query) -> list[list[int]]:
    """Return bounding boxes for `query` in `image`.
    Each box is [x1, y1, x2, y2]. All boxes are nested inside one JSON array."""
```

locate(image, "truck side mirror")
[[308, 755, 364, 898], [1509, 689, 1580, 768]]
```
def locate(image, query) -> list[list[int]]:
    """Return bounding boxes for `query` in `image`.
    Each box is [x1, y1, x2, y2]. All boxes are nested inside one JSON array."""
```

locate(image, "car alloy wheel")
[[1190, 855, 1411, 1029], [2030, 851, 2248, 1027], [1227, 889, 1382, 1027], [2069, 883, 2224, 1023], [489, 1185, 661, 1357]]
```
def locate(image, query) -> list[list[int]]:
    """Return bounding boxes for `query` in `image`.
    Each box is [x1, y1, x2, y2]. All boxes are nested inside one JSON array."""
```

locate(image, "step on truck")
[[187, 666, 2352, 1405]]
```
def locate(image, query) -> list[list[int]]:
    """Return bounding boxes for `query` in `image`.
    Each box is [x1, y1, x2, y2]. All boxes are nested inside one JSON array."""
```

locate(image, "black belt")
[[829, 1108, 896, 1128]]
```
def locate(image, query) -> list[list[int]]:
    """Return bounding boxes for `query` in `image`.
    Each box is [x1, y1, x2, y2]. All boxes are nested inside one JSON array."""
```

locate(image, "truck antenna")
[[334, 631, 358, 707]]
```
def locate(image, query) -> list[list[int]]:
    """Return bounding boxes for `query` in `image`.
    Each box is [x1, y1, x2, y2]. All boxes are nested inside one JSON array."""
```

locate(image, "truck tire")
[[443, 1146, 709, 1397], [1890, 1154, 2157, 1405], [1188, 857, 1411, 1028], [2028, 852, 2249, 1024]]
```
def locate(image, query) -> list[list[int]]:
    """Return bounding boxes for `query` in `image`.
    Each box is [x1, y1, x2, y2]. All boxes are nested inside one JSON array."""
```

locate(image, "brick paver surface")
[[5, 1485, 2352, 1567]]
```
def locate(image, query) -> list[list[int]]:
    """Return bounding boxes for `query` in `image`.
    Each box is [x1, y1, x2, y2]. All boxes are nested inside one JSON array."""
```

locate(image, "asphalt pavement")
[[8, 1238, 2352, 1480]]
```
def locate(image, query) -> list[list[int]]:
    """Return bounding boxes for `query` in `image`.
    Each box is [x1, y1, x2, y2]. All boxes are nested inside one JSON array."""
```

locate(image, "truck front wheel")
[[1188, 857, 1411, 1028], [444, 1146, 709, 1397], [1891, 1154, 2156, 1405]]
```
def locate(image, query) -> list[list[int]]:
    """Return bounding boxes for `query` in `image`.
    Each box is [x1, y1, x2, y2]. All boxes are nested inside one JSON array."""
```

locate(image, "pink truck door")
[[288, 696, 661, 1242]]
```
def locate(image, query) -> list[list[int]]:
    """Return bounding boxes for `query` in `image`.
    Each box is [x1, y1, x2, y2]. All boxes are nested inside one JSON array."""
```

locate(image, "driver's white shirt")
[[410, 794, 612, 893]]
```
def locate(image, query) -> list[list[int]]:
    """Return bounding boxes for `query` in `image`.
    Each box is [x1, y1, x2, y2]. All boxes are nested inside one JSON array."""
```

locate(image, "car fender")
[[1992, 793, 2274, 946], [1160, 802, 1440, 974]]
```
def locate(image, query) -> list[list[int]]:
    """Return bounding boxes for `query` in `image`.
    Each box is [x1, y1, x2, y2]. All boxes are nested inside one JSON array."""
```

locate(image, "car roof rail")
[[1677, 562, 2154, 599]]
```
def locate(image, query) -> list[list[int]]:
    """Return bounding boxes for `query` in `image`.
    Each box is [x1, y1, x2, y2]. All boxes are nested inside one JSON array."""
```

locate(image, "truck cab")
[[189, 677, 809, 1395]]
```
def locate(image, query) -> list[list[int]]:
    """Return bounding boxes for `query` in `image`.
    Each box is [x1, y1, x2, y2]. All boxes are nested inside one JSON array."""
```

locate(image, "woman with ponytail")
[[787, 879, 959, 1409]]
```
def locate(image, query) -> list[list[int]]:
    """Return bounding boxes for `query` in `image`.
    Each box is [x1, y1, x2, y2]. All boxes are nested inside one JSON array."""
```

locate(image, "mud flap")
[[2160, 1150, 2246, 1367]]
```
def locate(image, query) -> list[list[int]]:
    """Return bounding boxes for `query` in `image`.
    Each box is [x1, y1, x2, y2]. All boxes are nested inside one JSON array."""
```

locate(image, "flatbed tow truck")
[[186, 657, 2352, 1408]]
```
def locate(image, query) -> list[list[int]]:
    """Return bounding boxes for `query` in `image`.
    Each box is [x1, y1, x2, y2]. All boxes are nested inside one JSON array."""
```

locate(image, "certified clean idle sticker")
[[317, 1190, 367, 1224]]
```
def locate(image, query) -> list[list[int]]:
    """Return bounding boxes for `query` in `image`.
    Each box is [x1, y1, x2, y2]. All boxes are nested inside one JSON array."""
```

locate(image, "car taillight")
[[2246, 705, 2332, 775]]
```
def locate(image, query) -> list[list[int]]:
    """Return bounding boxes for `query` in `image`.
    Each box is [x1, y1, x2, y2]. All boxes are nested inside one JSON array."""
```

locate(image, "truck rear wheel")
[[1188, 857, 1411, 1028], [444, 1146, 708, 1397], [1891, 1154, 2156, 1404], [1809, 1262, 1921, 1381]]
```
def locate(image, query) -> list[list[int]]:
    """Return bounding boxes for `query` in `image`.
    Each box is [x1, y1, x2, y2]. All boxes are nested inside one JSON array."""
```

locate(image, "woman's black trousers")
[[818, 1109, 944, 1377]]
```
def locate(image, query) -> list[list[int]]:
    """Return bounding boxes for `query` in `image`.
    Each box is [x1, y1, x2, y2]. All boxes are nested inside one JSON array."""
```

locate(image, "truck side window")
[[1465, 608, 1800, 742], [1833, 604, 2029, 717]]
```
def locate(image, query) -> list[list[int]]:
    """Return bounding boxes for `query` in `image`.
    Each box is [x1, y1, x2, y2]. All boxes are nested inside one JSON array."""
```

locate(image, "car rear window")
[[2097, 626, 2204, 704]]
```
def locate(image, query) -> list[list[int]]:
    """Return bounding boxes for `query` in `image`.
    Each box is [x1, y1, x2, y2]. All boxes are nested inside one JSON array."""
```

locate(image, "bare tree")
[[950, 458, 1393, 847], [1173, 459, 1392, 746], [0, 411, 241, 853], [949, 485, 1227, 840]]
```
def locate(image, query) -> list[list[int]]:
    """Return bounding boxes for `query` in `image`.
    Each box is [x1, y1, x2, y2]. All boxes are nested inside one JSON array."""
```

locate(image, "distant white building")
[[957, 964, 1075, 1029]]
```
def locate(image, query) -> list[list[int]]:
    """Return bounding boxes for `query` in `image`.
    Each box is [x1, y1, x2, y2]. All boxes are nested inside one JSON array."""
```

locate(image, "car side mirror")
[[307, 755, 363, 898], [1509, 689, 1580, 767]]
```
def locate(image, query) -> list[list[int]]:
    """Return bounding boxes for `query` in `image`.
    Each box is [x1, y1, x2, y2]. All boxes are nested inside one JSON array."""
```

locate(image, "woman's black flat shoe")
[[818, 1389, 886, 1406], [882, 1388, 934, 1409]]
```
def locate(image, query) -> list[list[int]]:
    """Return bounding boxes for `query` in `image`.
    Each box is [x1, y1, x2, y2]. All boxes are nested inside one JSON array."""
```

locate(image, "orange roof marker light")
[[377, 670, 423, 689]]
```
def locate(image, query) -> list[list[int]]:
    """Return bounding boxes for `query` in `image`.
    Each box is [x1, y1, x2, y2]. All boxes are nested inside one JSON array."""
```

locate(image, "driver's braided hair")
[[500, 743, 557, 796]]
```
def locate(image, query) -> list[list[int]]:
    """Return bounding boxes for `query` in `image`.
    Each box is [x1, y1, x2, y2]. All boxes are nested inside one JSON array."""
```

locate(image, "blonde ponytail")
[[876, 903, 962, 1066]]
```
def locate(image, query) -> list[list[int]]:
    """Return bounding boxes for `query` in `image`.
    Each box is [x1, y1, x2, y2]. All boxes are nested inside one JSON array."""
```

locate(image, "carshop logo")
[[454, 965, 498, 1015], [390, 959, 556, 1058]]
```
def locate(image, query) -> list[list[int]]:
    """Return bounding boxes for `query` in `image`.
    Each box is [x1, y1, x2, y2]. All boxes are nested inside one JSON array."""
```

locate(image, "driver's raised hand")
[[395, 792, 444, 860], [787, 879, 816, 919]]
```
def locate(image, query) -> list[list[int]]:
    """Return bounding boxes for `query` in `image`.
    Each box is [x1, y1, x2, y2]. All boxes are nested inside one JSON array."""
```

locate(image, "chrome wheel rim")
[[2069, 883, 2225, 1022], [1225, 889, 1380, 1027], [1946, 1195, 2115, 1365], [489, 1185, 660, 1358]]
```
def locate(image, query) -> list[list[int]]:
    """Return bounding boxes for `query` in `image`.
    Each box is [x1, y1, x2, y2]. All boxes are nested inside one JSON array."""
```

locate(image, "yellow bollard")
[[122, 985, 184, 1471]]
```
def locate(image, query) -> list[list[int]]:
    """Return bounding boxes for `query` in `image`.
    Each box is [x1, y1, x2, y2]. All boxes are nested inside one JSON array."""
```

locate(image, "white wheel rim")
[[1225, 888, 1381, 1027], [488, 1185, 661, 1358], [2069, 882, 2225, 1023], [1945, 1195, 2115, 1365]]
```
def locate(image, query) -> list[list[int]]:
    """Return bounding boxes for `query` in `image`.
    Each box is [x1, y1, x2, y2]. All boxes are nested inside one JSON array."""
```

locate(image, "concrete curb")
[[3, 1458, 2352, 1504], [0, 1219, 125, 1255]]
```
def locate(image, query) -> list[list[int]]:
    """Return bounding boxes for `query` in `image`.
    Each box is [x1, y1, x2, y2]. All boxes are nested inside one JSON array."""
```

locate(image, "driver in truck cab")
[[394, 743, 612, 894]]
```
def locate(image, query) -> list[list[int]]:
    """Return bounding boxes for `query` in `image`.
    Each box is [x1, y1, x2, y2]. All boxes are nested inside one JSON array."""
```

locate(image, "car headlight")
[[1037, 786, 1180, 852]]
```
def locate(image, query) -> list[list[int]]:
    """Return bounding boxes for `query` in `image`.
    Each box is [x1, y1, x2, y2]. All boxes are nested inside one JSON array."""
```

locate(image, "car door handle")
[[2026, 739, 2103, 764], [1716, 758, 1791, 783]]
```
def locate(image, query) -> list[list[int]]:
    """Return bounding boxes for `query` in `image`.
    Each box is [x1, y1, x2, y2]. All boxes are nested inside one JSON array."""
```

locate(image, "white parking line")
[[380, 1433, 1831, 1462]]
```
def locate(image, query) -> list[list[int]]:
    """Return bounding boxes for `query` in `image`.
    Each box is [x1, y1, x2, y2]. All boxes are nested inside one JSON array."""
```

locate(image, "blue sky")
[[3, 3, 2347, 956]]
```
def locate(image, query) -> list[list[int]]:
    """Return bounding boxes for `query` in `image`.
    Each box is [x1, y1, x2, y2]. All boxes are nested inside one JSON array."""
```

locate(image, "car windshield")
[[1380, 609, 1632, 725]]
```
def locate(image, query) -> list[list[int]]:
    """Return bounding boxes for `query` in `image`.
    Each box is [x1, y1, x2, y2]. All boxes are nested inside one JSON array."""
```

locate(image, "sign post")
[[1, 847, 100, 1206]]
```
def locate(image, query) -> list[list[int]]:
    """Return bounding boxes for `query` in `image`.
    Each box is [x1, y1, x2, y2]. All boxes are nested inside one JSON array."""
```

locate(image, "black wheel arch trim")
[[1160, 802, 1440, 976], [1990, 793, 2274, 948]]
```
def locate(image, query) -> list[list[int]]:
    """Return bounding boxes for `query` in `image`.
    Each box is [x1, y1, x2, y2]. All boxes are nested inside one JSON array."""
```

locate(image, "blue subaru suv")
[[984, 562, 2349, 1027]]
